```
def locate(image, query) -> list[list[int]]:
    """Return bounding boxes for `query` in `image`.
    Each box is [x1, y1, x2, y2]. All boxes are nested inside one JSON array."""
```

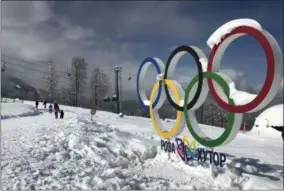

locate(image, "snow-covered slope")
[[1, 102, 42, 120], [255, 104, 283, 127], [1, 102, 283, 190], [252, 104, 283, 137]]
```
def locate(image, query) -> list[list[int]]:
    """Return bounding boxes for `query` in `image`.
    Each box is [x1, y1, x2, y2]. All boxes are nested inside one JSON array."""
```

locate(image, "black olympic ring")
[[164, 45, 204, 111]]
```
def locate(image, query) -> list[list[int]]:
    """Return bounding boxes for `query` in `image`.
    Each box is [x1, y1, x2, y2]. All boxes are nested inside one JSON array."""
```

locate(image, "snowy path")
[[1, 102, 283, 189]]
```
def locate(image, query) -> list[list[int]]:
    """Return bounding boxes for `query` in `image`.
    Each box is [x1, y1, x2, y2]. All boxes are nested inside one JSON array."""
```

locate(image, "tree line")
[[39, 56, 109, 111]]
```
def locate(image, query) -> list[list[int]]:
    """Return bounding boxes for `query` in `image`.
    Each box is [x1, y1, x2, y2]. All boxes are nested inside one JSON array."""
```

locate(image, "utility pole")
[[46, 61, 56, 102], [103, 66, 123, 114], [119, 67, 122, 112], [94, 71, 98, 108], [75, 61, 78, 107], [1, 58, 2, 106], [49, 61, 53, 102], [114, 66, 122, 114]]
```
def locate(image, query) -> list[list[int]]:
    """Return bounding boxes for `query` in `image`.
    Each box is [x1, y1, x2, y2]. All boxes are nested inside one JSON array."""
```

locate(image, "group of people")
[[35, 100, 64, 119]]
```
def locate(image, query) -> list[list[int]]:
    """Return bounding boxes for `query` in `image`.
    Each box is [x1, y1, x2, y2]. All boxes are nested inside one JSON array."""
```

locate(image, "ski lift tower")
[[103, 66, 123, 114], [114, 66, 122, 114]]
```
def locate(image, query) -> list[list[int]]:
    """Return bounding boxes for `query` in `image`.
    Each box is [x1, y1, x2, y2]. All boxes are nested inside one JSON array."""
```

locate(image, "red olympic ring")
[[207, 26, 275, 113]]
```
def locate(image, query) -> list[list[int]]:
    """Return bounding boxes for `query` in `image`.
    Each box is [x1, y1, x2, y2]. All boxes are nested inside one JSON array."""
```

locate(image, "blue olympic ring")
[[136, 57, 163, 109]]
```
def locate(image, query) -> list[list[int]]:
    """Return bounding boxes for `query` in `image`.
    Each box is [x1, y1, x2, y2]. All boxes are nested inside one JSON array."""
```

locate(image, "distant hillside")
[[1, 74, 39, 100]]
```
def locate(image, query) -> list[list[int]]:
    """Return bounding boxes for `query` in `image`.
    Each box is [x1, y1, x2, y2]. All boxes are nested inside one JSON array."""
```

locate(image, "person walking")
[[43, 100, 47, 109], [49, 104, 53, 113], [35, 101, 39, 109], [54, 102, 60, 119], [60, 110, 64, 119]]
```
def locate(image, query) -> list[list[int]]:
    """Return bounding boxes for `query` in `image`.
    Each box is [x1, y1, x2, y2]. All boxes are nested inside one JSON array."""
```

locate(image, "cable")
[[2, 54, 69, 74], [5, 68, 50, 81], [2, 54, 67, 66], [4, 68, 70, 90], [6, 62, 49, 74], [2, 54, 50, 68], [2, 61, 70, 80]]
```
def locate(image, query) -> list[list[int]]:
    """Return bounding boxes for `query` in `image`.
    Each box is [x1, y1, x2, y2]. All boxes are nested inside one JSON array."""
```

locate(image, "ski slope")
[[1, 101, 283, 190]]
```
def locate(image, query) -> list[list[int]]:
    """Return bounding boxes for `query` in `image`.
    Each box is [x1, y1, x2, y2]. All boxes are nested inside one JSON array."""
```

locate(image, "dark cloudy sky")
[[1, 1, 283, 99]]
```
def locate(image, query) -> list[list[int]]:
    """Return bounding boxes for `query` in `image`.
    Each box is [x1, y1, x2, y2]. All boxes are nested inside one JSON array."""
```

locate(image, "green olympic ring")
[[184, 72, 235, 148]]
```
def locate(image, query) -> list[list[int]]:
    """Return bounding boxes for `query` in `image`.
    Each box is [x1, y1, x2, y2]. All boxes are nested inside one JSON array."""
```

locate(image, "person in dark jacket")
[[35, 101, 39, 109], [60, 110, 64, 119], [54, 102, 60, 119], [49, 104, 53, 113], [43, 100, 47, 109], [270, 126, 284, 141]]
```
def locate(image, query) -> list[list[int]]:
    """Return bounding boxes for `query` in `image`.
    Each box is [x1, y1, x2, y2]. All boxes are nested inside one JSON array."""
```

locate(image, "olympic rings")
[[149, 79, 185, 139], [164, 45, 205, 111], [136, 18, 283, 148], [208, 26, 283, 113], [184, 72, 243, 148], [136, 57, 166, 109]]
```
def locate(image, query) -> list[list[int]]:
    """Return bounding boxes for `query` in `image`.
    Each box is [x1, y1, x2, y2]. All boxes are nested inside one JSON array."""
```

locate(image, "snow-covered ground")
[[254, 104, 283, 127], [1, 102, 42, 120], [253, 104, 284, 137], [1, 101, 283, 190], [253, 104, 283, 138]]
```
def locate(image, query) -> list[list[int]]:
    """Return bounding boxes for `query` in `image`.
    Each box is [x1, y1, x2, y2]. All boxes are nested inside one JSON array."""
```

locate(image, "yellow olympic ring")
[[149, 80, 183, 139]]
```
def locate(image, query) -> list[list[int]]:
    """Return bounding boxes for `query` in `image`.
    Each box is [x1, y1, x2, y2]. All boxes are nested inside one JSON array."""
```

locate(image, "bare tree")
[[91, 67, 108, 110], [68, 57, 88, 106], [56, 86, 75, 106], [38, 89, 48, 102], [57, 87, 69, 105], [44, 64, 57, 102]]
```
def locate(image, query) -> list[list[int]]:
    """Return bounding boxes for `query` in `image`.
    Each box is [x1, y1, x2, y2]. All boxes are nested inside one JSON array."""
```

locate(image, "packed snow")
[[206, 18, 262, 49], [1, 102, 42, 120], [1, 101, 283, 190], [252, 104, 283, 137], [255, 104, 283, 127]]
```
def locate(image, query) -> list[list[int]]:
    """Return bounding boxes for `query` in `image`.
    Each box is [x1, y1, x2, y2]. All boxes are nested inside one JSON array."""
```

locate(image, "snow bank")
[[1, 103, 42, 120], [254, 104, 283, 128], [251, 104, 283, 138], [2, 115, 159, 190]]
